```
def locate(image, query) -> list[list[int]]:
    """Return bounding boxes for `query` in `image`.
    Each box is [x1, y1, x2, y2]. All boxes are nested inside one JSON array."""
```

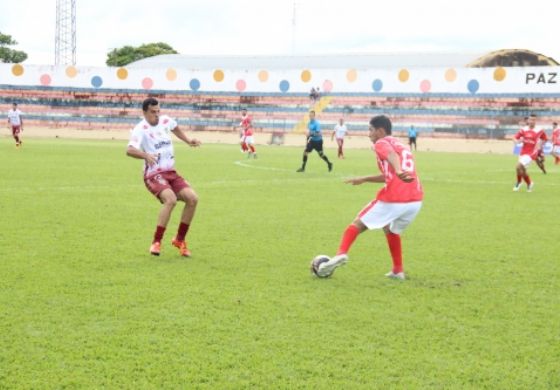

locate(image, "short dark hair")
[[529, 113, 537, 118], [241, 108, 247, 112], [142, 97, 159, 112], [554, 122, 558, 126], [309, 110, 315, 114], [370, 115, 392, 135]]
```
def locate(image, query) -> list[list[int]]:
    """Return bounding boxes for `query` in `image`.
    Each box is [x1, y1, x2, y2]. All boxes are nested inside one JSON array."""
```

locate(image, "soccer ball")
[[310, 255, 331, 278]]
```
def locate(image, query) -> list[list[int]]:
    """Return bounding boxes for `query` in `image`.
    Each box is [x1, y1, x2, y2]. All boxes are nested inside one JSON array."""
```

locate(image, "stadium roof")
[[128, 49, 558, 70], [128, 52, 486, 70]]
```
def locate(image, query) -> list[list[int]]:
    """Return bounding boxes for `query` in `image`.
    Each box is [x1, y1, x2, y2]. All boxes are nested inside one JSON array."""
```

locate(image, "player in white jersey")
[[7, 102, 23, 147], [127, 98, 201, 257], [331, 118, 348, 158]]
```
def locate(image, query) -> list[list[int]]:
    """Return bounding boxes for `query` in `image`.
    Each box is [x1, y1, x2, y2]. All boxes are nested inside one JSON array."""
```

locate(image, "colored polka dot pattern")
[[236, 79, 246, 92], [4, 63, 519, 95], [91, 76, 103, 88], [346, 69, 357, 82], [445, 68, 457, 82], [213, 69, 224, 82], [189, 79, 200, 91], [279, 80, 290, 93], [12, 64, 24, 76], [166, 68, 177, 81], [494, 67, 506, 81], [420, 80, 431, 93], [468, 79, 479, 94], [258, 70, 269, 82], [40, 74, 52, 86], [116, 68, 128, 80], [65, 66, 78, 78], [398, 69, 410, 82], [142, 77, 153, 89]]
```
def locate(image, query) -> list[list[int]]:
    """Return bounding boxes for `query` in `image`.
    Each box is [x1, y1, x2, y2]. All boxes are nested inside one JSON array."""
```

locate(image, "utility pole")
[[55, 0, 76, 65]]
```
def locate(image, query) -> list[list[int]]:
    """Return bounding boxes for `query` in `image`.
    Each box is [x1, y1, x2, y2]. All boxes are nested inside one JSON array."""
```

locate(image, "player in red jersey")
[[316, 115, 423, 280], [239, 108, 257, 158], [127, 98, 201, 257], [7, 102, 23, 147], [551, 122, 560, 165], [512, 114, 547, 192]]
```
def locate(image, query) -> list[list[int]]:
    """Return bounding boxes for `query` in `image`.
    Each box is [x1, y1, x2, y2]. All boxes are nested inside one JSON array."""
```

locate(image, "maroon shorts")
[[11, 125, 21, 136], [144, 170, 190, 199]]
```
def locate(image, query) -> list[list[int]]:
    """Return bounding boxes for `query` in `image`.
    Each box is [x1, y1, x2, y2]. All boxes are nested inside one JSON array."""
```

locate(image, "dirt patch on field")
[[7, 126, 514, 154]]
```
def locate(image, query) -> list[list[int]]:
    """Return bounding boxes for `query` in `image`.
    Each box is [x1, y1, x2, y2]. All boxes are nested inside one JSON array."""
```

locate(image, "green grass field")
[[1, 137, 559, 389]]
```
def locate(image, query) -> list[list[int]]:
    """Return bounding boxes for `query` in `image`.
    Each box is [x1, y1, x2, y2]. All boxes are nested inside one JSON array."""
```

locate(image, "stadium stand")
[[2, 84, 560, 139]]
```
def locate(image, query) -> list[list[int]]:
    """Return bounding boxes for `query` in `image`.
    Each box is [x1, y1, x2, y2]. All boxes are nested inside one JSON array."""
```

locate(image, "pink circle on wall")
[[142, 77, 154, 89], [236, 79, 246, 92], [40, 74, 52, 86], [420, 79, 431, 93], [322, 80, 333, 92]]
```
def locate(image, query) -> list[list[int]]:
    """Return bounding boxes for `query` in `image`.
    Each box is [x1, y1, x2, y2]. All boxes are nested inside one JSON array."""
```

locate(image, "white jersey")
[[334, 124, 347, 139], [8, 109, 22, 126], [128, 115, 178, 178]]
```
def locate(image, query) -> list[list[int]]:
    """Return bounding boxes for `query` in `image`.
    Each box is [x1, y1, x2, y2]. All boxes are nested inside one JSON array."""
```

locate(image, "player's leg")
[[316, 141, 333, 172], [172, 182, 198, 257], [12, 126, 21, 146], [297, 147, 310, 172], [246, 136, 256, 158], [383, 201, 422, 279], [151, 188, 177, 255]]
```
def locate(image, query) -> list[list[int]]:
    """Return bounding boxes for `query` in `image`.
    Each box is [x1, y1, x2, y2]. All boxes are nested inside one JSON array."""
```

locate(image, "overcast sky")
[[1, 0, 558, 67]]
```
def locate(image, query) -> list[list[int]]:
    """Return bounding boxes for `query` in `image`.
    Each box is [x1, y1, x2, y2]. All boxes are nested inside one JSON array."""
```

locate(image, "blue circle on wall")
[[189, 79, 200, 91], [91, 76, 103, 88], [372, 79, 383, 92], [467, 79, 479, 94], [279, 80, 290, 93]]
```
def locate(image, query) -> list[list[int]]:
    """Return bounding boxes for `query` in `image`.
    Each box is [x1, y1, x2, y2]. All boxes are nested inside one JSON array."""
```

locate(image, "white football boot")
[[317, 254, 348, 277], [385, 271, 406, 280]]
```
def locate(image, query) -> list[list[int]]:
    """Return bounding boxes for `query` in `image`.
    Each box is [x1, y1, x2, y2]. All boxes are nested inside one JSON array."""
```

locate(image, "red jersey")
[[552, 128, 560, 146], [241, 114, 253, 136], [514, 127, 547, 155], [374, 136, 423, 202]]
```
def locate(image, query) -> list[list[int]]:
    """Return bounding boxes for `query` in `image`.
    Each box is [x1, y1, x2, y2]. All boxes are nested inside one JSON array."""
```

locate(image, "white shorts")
[[358, 200, 422, 234], [244, 136, 254, 145], [518, 154, 533, 167], [552, 145, 560, 155]]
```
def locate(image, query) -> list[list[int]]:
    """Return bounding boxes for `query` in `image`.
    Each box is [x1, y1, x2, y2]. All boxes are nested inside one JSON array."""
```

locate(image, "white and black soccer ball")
[[310, 255, 331, 278]]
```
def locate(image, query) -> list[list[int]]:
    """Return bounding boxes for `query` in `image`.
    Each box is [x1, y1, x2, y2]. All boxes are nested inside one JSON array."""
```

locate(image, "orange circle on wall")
[[213, 69, 225, 82], [258, 70, 269, 82], [65, 66, 78, 78], [166, 68, 177, 81], [12, 64, 24, 76], [301, 69, 312, 82], [494, 67, 506, 81], [346, 69, 357, 82], [444, 68, 457, 82], [116, 68, 128, 80], [398, 69, 409, 82]]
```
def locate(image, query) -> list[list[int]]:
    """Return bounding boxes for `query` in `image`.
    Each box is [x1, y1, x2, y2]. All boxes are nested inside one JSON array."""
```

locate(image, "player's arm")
[[344, 175, 385, 185], [387, 150, 414, 182], [172, 126, 201, 147], [126, 145, 158, 166]]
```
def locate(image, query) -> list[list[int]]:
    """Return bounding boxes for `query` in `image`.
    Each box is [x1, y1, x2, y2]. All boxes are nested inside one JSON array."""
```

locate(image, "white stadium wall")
[[2, 64, 560, 94]]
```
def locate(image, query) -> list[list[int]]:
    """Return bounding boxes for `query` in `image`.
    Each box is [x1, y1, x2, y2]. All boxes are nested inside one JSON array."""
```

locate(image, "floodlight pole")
[[55, 0, 76, 65]]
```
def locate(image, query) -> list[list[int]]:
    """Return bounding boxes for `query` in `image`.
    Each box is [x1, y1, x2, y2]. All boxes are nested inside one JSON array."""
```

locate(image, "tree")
[[106, 42, 178, 66], [0, 32, 28, 63]]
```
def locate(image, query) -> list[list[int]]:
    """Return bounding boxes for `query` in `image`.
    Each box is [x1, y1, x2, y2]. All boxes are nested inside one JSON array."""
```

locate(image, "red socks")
[[153, 225, 166, 243], [337, 224, 360, 255], [176, 222, 190, 241], [241, 143, 248, 151], [385, 232, 403, 274]]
